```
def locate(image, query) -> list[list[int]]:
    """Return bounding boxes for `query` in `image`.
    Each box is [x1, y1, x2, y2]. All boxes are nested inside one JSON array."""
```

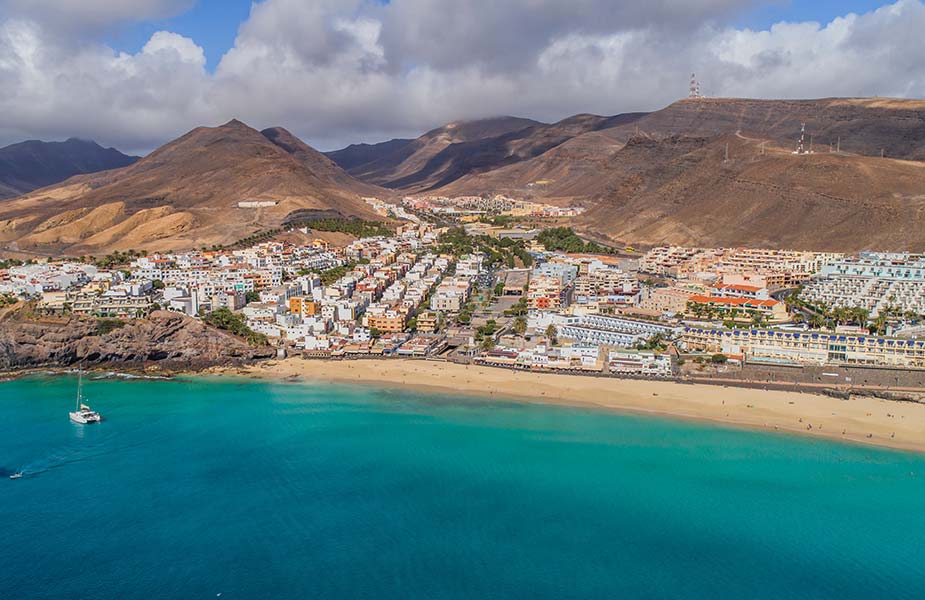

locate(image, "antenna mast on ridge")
[[689, 73, 702, 99], [793, 122, 810, 155]]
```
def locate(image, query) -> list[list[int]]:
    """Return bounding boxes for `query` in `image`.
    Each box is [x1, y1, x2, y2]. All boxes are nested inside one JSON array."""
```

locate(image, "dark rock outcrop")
[[0, 310, 274, 372]]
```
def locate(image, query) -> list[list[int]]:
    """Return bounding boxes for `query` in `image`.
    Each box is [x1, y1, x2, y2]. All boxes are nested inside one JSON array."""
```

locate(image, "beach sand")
[[209, 358, 925, 453]]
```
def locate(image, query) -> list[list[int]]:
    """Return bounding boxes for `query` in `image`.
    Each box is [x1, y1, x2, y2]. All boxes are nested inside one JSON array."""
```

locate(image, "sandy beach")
[[209, 358, 925, 453]]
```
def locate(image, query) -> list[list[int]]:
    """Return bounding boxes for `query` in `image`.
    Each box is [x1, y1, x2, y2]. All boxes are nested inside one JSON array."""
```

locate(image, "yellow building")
[[416, 311, 439, 333], [367, 312, 406, 333]]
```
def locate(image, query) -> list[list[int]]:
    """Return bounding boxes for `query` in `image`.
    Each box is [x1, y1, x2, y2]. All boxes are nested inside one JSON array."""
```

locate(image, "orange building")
[[289, 297, 319, 317], [367, 313, 406, 333]]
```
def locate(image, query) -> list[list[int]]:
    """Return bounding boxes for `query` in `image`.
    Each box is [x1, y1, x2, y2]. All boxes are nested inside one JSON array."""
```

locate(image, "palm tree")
[[852, 307, 870, 327], [809, 313, 826, 330], [686, 301, 704, 319], [512, 316, 527, 336], [545, 324, 558, 344], [869, 314, 889, 335]]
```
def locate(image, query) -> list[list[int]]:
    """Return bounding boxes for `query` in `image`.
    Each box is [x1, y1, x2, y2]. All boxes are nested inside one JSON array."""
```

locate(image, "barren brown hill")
[[0, 120, 383, 256], [435, 97, 925, 201], [324, 138, 415, 171], [433, 128, 629, 200], [345, 114, 652, 193], [572, 133, 925, 252], [346, 116, 545, 189], [604, 97, 925, 160]]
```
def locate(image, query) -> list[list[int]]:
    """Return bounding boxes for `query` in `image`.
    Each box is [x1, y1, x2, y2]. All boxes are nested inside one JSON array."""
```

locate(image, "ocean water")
[[2, 375, 924, 600]]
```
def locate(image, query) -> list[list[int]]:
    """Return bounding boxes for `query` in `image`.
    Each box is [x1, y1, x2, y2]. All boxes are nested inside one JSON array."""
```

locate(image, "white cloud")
[[0, 0, 923, 152], [142, 30, 206, 66], [0, 19, 210, 150]]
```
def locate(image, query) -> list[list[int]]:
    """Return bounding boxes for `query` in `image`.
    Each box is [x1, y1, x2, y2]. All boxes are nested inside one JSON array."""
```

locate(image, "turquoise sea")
[[2, 375, 925, 599]]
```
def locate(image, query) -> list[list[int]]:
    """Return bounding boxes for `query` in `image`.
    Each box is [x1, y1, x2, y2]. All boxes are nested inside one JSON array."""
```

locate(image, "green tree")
[[203, 307, 269, 346], [512, 316, 527, 336], [686, 301, 705, 319], [810, 312, 825, 329], [545, 324, 557, 343]]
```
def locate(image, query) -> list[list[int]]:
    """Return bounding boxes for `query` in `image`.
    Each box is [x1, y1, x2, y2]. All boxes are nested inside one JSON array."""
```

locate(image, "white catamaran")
[[69, 370, 101, 424]]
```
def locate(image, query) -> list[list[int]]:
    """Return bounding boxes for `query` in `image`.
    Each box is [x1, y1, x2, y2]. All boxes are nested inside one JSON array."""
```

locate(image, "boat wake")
[[11, 418, 165, 479]]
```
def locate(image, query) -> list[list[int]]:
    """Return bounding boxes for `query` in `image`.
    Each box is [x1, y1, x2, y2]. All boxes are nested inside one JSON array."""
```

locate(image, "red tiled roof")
[[713, 283, 762, 292]]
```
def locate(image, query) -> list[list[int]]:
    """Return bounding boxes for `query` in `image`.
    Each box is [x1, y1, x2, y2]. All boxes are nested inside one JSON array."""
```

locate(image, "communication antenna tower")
[[689, 73, 702, 99], [793, 122, 809, 155]]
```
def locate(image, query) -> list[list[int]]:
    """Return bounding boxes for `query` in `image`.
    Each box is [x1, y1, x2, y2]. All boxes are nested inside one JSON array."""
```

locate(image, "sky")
[[0, 0, 920, 153]]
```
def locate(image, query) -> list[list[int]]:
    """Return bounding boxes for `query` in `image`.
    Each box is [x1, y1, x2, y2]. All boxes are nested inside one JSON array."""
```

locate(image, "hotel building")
[[682, 326, 925, 368]]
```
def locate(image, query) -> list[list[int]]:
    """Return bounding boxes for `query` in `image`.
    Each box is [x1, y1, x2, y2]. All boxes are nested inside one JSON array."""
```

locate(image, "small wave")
[[90, 372, 172, 381]]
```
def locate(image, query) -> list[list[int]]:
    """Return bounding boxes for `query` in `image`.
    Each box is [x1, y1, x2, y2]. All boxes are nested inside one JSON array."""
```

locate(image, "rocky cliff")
[[0, 309, 274, 372]]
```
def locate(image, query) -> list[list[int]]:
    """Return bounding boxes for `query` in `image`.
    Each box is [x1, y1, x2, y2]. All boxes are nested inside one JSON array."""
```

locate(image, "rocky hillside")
[[607, 97, 925, 160], [420, 97, 925, 251], [0, 120, 383, 256], [0, 138, 138, 200], [340, 116, 548, 190], [325, 138, 414, 171], [572, 133, 925, 251], [0, 309, 274, 372], [434, 97, 925, 198]]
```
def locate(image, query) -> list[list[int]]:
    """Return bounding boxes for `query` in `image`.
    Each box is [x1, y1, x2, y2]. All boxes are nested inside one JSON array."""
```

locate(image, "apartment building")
[[639, 286, 700, 315], [366, 310, 406, 333], [527, 275, 566, 310], [416, 311, 439, 333], [682, 326, 925, 368], [608, 350, 673, 376], [803, 252, 925, 317], [531, 312, 677, 348], [430, 277, 472, 312], [711, 283, 771, 301]]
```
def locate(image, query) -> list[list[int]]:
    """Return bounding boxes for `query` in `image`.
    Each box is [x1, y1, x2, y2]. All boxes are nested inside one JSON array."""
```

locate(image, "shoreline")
[[204, 358, 925, 453]]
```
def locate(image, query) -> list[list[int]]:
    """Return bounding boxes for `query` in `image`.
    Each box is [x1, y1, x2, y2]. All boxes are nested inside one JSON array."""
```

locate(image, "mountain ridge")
[[0, 138, 139, 200], [0, 119, 382, 256]]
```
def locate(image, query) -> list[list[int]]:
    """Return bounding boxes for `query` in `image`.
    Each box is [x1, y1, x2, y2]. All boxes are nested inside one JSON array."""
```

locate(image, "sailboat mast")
[[76, 370, 82, 410]]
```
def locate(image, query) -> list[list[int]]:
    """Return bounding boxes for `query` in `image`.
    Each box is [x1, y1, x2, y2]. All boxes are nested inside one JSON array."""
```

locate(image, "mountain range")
[[327, 97, 925, 251], [2, 96, 924, 256], [0, 138, 138, 200], [0, 120, 381, 256]]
